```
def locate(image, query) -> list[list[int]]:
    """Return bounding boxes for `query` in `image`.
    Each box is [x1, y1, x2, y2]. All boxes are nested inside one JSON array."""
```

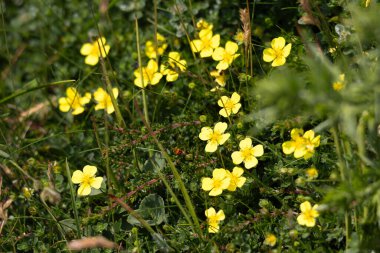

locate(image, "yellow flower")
[[59, 87, 91, 115], [199, 122, 230, 153], [134, 59, 163, 88], [297, 201, 319, 227], [202, 168, 230, 196], [263, 37, 291, 67], [264, 233, 277, 247], [145, 33, 168, 59], [212, 41, 240, 70], [71, 165, 103, 196], [205, 207, 225, 233], [210, 70, 226, 88], [332, 74, 345, 91], [93, 87, 119, 114], [234, 30, 245, 45], [282, 129, 320, 159], [226, 167, 246, 191], [80, 37, 110, 66], [196, 19, 213, 31], [22, 187, 34, 199], [231, 137, 264, 169], [306, 167, 318, 180], [191, 29, 220, 58], [160, 51, 187, 82], [217, 92, 241, 117], [365, 0, 371, 7]]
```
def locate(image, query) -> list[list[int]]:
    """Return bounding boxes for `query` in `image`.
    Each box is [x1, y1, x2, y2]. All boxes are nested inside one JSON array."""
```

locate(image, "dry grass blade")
[[239, 8, 251, 50], [68, 236, 119, 250]]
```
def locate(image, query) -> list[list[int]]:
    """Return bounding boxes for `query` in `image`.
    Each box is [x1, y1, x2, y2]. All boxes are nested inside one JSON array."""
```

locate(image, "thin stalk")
[[98, 52, 126, 129], [104, 112, 118, 193], [135, 18, 150, 125], [155, 170, 195, 231], [65, 159, 82, 238], [331, 126, 351, 248]]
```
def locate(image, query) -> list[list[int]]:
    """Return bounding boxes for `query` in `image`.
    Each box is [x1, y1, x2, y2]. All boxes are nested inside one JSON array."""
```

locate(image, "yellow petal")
[[59, 98, 71, 112], [151, 73, 163, 85], [80, 43, 93, 56], [294, 147, 306, 158], [80, 93, 91, 104], [252, 145, 264, 157], [218, 133, 230, 145], [230, 92, 240, 103], [213, 168, 227, 180], [78, 184, 91, 196], [231, 103, 241, 114], [303, 130, 315, 140], [209, 187, 223, 196], [83, 165, 97, 177], [271, 37, 286, 51], [291, 129, 304, 139], [205, 207, 216, 217], [232, 167, 244, 177], [106, 104, 115, 114], [71, 170, 84, 184], [112, 88, 119, 99], [72, 107, 85, 115], [300, 201, 312, 212], [217, 96, 229, 107], [205, 141, 218, 152], [91, 177, 103, 189], [216, 61, 229, 70], [166, 72, 178, 82], [216, 210, 225, 221], [225, 41, 238, 54], [283, 43, 292, 57], [199, 29, 213, 39], [214, 122, 228, 133], [95, 103, 105, 111], [236, 177, 246, 188], [220, 177, 231, 189], [212, 47, 225, 61], [202, 178, 214, 191], [231, 151, 244, 165], [85, 55, 99, 66], [263, 48, 276, 62], [93, 88, 106, 102], [239, 138, 252, 149], [147, 59, 159, 72], [210, 34, 220, 48], [272, 56, 286, 67], [190, 40, 203, 52], [208, 222, 219, 233], [312, 135, 321, 147], [168, 51, 180, 62], [244, 156, 258, 169], [219, 108, 230, 118], [200, 47, 213, 58], [199, 127, 212, 141], [282, 141, 295, 154]]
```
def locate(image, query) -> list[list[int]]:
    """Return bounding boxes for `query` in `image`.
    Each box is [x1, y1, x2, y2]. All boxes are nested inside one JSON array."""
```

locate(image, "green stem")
[[65, 159, 82, 238]]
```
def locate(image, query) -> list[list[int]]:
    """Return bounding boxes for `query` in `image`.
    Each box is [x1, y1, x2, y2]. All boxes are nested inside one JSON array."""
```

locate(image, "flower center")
[[224, 52, 233, 63], [241, 147, 253, 159], [274, 48, 284, 59], [210, 131, 222, 143], [213, 178, 222, 189], [224, 99, 235, 110], [81, 174, 93, 186]]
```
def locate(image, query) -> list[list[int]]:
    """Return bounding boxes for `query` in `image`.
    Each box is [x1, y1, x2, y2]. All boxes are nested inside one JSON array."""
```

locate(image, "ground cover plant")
[[1, 0, 380, 252]]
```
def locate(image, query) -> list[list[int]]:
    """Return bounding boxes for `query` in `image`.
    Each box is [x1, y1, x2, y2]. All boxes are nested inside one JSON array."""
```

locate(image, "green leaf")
[[127, 193, 166, 227]]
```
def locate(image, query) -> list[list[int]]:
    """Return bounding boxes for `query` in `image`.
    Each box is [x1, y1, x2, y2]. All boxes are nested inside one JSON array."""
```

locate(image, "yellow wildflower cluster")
[[282, 128, 320, 159], [205, 207, 224, 233], [263, 36, 292, 67], [145, 33, 168, 60], [201, 167, 246, 196], [80, 37, 110, 66], [71, 165, 103, 196], [297, 201, 320, 227], [59, 87, 119, 115]]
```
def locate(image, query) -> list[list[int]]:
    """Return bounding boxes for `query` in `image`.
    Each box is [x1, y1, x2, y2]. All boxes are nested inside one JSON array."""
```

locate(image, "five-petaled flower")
[[306, 167, 318, 180], [210, 70, 226, 89], [217, 92, 241, 117], [231, 137, 264, 169], [71, 165, 103, 196], [201, 168, 230, 196], [212, 41, 240, 70], [226, 167, 246, 191], [134, 59, 163, 88], [80, 37, 110, 66], [263, 37, 291, 67], [145, 33, 168, 59], [205, 207, 225, 233], [199, 122, 230, 152], [160, 51, 187, 82], [282, 128, 320, 159], [191, 29, 220, 58], [59, 87, 91, 115], [264, 233, 277, 247], [297, 201, 319, 227], [93, 87, 119, 114]]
